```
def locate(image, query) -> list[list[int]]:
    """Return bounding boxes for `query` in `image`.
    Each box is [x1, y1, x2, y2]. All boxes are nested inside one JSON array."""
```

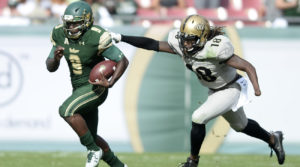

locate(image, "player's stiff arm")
[[110, 14, 285, 166]]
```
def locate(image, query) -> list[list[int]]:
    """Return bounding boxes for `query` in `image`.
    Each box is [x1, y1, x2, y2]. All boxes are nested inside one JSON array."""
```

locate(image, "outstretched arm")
[[226, 54, 261, 96], [111, 32, 176, 54]]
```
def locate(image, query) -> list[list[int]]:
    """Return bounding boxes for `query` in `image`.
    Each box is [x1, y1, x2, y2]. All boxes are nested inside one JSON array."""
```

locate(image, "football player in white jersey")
[[110, 15, 285, 166]]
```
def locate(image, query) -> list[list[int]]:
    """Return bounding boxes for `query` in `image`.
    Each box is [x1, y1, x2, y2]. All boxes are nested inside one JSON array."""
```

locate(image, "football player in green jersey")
[[46, 1, 128, 167]]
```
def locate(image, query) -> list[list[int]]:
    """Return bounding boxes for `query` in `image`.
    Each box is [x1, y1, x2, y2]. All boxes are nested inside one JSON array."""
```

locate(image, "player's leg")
[[59, 84, 108, 167], [223, 108, 270, 141], [96, 135, 127, 167], [222, 108, 285, 164], [180, 84, 240, 167], [83, 108, 127, 167]]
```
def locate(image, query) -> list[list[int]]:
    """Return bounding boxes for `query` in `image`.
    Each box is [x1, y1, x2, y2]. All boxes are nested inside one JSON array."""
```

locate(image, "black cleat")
[[269, 131, 285, 165], [178, 156, 199, 167]]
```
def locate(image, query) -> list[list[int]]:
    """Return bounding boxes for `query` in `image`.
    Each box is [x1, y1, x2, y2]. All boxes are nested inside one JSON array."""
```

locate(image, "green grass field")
[[0, 152, 299, 167]]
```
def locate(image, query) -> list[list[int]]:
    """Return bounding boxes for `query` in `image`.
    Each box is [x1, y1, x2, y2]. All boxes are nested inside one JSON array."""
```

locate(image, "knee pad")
[[230, 120, 248, 132]]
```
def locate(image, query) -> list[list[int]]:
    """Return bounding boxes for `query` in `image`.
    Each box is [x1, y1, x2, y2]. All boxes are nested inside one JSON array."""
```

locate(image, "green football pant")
[[59, 84, 108, 138]]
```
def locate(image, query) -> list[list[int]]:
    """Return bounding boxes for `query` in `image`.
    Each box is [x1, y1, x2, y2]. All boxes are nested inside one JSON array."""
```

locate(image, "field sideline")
[[0, 152, 299, 167]]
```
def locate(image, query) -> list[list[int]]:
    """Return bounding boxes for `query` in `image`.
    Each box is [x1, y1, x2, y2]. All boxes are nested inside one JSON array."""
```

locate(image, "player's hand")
[[108, 78, 116, 88], [88, 73, 110, 88], [110, 32, 122, 43], [255, 89, 261, 96], [54, 46, 64, 62]]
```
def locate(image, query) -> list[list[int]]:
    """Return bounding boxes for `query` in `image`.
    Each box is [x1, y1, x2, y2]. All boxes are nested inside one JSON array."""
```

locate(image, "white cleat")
[[85, 149, 103, 167]]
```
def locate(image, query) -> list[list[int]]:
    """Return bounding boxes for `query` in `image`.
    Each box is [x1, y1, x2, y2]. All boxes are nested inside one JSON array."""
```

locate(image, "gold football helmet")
[[177, 15, 210, 55]]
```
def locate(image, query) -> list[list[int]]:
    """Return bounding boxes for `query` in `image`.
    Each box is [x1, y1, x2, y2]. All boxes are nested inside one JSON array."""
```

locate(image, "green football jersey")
[[50, 24, 124, 89]]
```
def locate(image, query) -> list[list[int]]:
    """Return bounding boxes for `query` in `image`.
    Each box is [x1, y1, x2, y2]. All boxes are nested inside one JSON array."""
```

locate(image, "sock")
[[102, 149, 124, 167], [242, 119, 270, 143], [190, 122, 206, 156], [80, 130, 100, 151]]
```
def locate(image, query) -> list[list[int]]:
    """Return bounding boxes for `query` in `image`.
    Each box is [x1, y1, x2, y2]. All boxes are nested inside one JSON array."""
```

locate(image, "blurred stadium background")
[[0, 0, 300, 165]]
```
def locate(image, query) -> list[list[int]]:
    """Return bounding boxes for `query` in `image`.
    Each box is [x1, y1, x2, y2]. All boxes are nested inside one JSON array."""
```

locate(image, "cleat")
[[85, 149, 103, 167], [269, 131, 285, 165], [178, 156, 199, 167]]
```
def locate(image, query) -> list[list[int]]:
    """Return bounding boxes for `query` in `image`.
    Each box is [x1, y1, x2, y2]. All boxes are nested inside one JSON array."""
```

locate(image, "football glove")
[[110, 32, 122, 43]]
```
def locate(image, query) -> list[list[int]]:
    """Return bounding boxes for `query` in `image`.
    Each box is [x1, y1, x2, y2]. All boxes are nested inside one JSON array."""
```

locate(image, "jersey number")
[[210, 38, 222, 47], [196, 67, 216, 82], [69, 55, 82, 75]]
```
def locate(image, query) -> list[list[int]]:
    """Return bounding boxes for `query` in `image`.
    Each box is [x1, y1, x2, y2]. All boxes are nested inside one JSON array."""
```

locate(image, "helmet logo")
[[86, 13, 91, 20], [63, 15, 74, 21], [195, 24, 205, 31]]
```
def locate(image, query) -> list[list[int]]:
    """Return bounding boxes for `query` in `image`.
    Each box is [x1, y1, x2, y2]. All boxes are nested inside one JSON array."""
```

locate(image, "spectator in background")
[[85, 0, 115, 27], [28, 0, 52, 23], [2, 0, 21, 17], [16, 0, 36, 16], [97, 0, 137, 16], [195, 0, 221, 9], [50, 0, 67, 19], [151, 0, 185, 16], [275, 0, 300, 25], [0, 0, 31, 25], [115, 0, 136, 16], [136, 0, 185, 17], [262, 0, 287, 27], [99, 0, 117, 14]]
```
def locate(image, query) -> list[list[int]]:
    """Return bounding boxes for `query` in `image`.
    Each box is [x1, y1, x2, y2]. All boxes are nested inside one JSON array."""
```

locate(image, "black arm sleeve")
[[121, 35, 159, 51]]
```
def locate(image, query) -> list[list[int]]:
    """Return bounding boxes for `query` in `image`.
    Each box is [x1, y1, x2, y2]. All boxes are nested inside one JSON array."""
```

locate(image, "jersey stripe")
[[50, 30, 56, 46], [70, 92, 103, 115], [64, 87, 105, 116], [98, 31, 113, 54], [182, 15, 193, 31]]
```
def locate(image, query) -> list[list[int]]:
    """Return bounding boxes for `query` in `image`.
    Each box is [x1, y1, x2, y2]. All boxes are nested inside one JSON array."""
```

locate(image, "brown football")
[[89, 60, 117, 82]]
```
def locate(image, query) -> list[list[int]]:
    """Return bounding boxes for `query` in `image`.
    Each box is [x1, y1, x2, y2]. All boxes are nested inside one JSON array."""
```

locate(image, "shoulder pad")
[[167, 29, 182, 56], [98, 31, 112, 53], [54, 24, 63, 30], [206, 35, 234, 61], [91, 26, 102, 34]]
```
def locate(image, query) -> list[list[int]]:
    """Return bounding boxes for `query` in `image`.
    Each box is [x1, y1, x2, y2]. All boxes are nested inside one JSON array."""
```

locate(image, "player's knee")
[[59, 105, 68, 118], [192, 112, 208, 124]]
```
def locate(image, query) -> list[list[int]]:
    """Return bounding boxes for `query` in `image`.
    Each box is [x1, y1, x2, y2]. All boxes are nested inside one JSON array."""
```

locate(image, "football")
[[89, 60, 117, 82]]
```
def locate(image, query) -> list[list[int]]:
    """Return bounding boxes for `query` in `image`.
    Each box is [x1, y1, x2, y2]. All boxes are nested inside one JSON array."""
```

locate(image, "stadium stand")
[[0, 0, 298, 27]]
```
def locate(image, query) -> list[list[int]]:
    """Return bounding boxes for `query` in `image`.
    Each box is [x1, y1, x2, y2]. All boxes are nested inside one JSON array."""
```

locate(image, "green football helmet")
[[62, 1, 94, 39]]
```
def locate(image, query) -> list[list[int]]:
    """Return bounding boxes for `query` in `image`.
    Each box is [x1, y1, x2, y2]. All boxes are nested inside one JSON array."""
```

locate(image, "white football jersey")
[[168, 29, 237, 89]]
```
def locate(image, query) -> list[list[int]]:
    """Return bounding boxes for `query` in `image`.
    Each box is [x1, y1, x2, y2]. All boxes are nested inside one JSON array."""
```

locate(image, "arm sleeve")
[[102, 45, 125, 62], [47, 46, 56, 59], [50, 29, 57, 47], [121, 35, 159, 51]]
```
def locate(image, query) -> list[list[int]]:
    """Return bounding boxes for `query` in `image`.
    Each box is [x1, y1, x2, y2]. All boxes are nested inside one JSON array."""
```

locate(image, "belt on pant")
[[209, 74, 242, 92]]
